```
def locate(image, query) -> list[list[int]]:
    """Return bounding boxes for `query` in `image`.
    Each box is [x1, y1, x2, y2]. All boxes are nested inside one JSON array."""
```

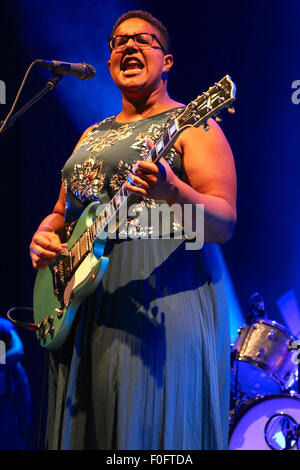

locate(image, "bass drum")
[[229, 394, 300, 450]]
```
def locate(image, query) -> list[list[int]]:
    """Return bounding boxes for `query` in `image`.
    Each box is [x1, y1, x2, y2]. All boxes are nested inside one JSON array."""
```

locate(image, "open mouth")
[[121, 57, 145, 72]]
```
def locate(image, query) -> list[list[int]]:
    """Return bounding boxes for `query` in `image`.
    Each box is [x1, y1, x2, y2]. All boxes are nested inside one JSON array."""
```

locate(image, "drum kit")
[[229, 293, 300, 450]]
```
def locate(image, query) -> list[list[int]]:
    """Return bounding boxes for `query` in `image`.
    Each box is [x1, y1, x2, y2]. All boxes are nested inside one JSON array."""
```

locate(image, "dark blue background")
[[0, 0, 299, 449]]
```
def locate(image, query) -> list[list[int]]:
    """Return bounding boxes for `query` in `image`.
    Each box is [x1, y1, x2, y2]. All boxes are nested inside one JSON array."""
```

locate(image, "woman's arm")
[[29, 182, 67, 269]]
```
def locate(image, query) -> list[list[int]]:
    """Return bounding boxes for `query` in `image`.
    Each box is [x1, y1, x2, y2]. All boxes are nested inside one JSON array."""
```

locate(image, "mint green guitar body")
[[33, 202, 109, 349]]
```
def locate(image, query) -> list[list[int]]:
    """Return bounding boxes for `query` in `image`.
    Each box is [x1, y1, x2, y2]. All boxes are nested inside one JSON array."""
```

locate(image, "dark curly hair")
[[109, 10, 170, 54]]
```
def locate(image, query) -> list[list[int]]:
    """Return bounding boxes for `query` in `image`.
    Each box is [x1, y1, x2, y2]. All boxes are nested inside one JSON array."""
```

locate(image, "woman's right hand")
[[29, 230, 68, 270]]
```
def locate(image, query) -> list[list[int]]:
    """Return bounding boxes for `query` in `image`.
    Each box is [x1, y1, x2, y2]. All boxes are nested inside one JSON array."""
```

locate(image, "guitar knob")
[[42, 326, 50, 340], [55, 308, 63, 319]]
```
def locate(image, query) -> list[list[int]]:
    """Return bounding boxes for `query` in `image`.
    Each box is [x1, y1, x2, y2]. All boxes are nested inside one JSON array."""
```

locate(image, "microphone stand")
[[0, 74, 62, 136]]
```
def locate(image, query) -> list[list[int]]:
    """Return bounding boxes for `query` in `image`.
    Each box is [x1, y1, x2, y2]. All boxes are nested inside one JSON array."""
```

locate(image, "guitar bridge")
[[51, 256, 72, 301], [52, 265, 60, 297]]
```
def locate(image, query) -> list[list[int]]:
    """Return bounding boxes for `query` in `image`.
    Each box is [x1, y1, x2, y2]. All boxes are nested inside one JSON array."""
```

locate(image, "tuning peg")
[[214, 113, 222, 123], [227, 106, 235, 114], [203, 122, 210, 132]]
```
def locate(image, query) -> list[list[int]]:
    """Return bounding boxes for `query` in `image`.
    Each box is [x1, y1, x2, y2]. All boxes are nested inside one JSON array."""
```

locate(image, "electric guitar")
[[33, 75, 236, 349]]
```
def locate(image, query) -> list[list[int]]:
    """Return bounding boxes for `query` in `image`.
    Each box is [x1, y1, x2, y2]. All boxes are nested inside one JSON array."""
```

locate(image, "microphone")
[[35, 59, 96, 80]]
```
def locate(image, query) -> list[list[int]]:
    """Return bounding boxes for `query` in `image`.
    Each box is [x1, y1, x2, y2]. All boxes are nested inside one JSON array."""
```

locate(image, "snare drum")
[[229, 394, 300, 450], [232, 320, 298, 396]]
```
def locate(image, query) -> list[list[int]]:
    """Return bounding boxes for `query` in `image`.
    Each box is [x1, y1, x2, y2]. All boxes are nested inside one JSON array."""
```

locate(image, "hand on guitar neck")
[[29, 213, 67, 270], [125, 138, 178, 204], [30, 179, 67, 270]]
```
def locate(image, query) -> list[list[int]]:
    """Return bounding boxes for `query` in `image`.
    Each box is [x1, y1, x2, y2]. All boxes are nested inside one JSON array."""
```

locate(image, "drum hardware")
[[264, 412, 300, 450], [268, 329, 275, 339], [256, 348, 264, 359], [229, 393, 300, 450], [288, 340, 296, 352], [288, 340, 300, 394]]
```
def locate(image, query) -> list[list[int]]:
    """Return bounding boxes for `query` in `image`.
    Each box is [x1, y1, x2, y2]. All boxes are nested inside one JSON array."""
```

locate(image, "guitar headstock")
[[176, 75, 236, 131]]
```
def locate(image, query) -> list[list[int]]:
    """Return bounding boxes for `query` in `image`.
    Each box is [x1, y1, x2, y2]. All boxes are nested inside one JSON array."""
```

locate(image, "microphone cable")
[[0, 60, 38, 134]]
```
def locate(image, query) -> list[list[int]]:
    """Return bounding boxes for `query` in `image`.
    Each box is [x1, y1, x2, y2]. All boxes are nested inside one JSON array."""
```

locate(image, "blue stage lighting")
[[16, 0, 139, 131]]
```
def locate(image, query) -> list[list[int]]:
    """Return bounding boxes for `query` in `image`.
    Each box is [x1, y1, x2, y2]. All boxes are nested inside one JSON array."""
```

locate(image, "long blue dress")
[[46, 109, 230, 450]]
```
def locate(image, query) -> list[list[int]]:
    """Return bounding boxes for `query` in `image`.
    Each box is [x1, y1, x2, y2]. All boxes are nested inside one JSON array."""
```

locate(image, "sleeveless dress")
[[46, 109, 230, 450]]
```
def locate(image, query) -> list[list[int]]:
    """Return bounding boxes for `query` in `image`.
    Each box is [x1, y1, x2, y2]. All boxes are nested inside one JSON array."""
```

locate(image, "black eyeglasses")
[[109, 33, 166, 54]]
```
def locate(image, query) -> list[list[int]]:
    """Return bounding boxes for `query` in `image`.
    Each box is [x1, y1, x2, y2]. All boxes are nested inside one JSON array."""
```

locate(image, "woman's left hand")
[[124, 140, 179, 203]]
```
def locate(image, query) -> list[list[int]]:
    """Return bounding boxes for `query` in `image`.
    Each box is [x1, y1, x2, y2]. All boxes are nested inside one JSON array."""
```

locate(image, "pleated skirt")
[[46, 237, 230, 450]]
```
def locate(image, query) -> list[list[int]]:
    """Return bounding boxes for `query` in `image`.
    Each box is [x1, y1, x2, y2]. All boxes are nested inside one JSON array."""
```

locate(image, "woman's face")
[[107, 18, 173, 97]]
